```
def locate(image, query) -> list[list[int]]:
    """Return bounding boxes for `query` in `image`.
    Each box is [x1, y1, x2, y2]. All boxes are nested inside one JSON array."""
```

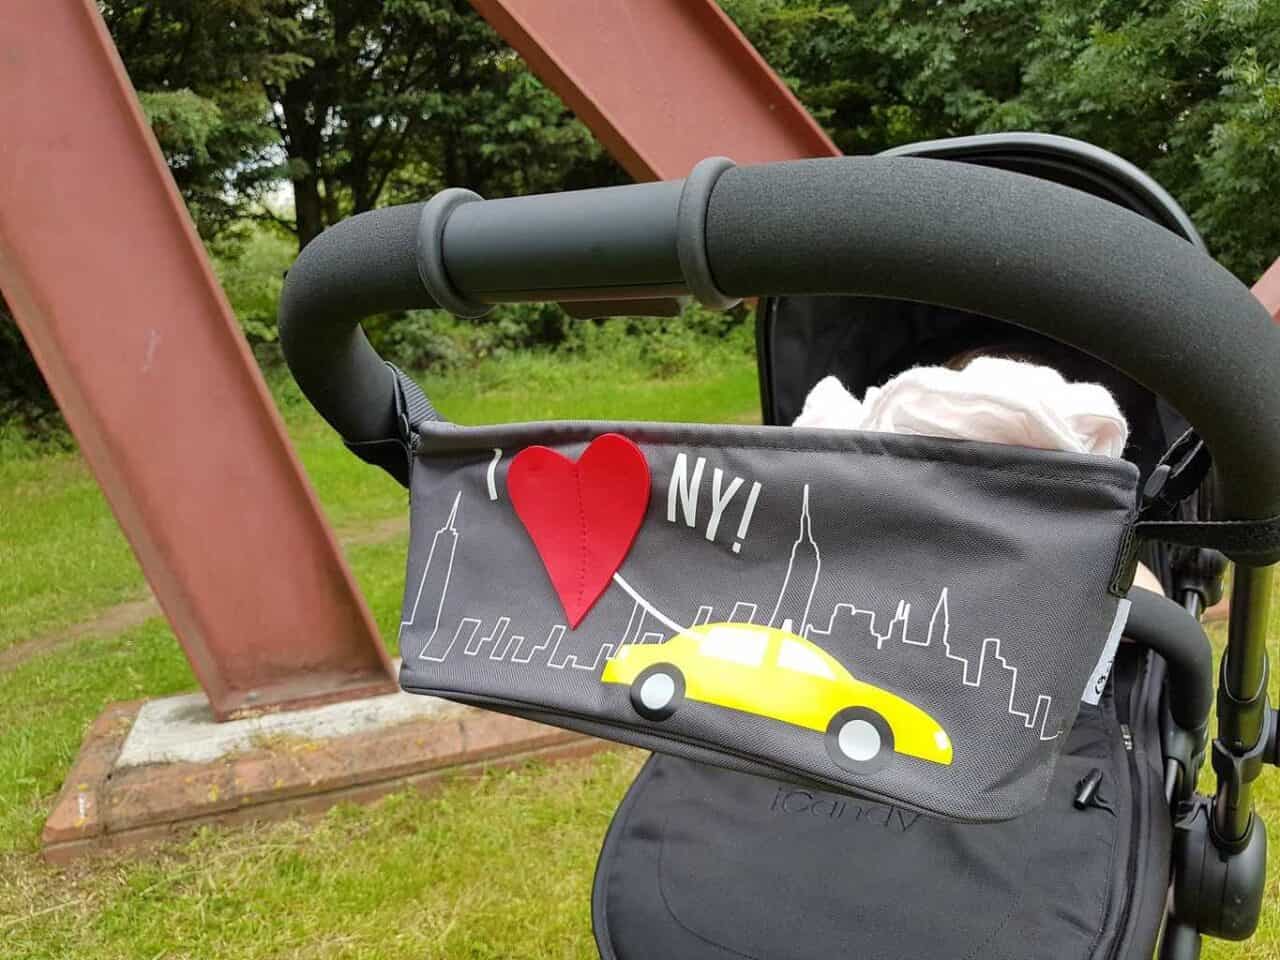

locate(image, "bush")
[[212, 227, 296, 356], [362, 301, 572, 372], [0, 221, 755, 447], [0, 297, 71, 451], [562, 303, 754, 378], [362, 300, 754, 380], [359, 299, 753, 379]]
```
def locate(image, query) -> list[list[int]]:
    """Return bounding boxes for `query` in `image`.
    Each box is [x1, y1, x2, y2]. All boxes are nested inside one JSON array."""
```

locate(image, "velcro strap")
[[1135, 429, 1280, 564], [344, 364, 440, 488], [1135, 515, 1280, 566], [391, 364, 440, 430]]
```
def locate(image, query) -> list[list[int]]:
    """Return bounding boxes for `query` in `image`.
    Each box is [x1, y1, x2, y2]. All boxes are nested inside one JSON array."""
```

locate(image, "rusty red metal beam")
[[0, 0, 395, 719], [469, 0, 840, 181], [1254, 256, 1280, 322]]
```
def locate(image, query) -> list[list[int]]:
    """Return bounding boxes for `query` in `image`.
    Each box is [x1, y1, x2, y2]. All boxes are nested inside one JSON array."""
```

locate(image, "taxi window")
[[699, 626, 768, 667], [777, 639, 835, 679]]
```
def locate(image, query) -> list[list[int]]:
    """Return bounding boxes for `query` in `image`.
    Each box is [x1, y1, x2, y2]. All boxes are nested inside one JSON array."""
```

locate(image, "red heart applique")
[[507, 434, 651, 628]]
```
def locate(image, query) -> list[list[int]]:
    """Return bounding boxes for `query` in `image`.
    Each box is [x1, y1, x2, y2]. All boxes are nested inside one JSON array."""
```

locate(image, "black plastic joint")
[[1142, 463, 1172, 508], [1162, 708, 1210, 796], [417, 187, 492, 319], [1210, 731, 1269, 802], [1216, 651, 1271, 750], [1139, 429, 1211, 520], [676, 156, 740, 311], [1212, 653, 1271, 777]]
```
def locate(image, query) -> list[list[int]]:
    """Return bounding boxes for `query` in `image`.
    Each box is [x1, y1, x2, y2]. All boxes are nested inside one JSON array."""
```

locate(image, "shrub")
[[0, 297, 71, 450], [212, 227, 295, 356]]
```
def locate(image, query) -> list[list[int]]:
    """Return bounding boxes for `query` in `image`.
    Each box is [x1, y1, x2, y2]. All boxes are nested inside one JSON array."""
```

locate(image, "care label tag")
[[1082, 598, 1131, 706]]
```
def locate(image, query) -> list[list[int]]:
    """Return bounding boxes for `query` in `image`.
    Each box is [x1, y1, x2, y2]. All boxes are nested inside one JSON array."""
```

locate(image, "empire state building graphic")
[[399, 491, 460, 656], [768, 484, 820, 636]]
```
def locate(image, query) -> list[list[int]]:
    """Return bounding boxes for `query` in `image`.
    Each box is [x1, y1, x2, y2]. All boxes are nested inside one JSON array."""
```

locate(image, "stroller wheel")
[[630, 664, 685, 722], [825, 707, 894, 774]]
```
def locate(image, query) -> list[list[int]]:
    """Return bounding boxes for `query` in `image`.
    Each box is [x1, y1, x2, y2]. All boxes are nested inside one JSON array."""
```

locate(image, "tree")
[[263, 0, 622, 248], [6, 2, 622, 438], [101, 0, 305, 246], [102, 0, 620, 250], [989, 0, 1280, 280], [0, 297, 64, 444], [720, 1, 1044, 152], [720, 0, 1280, 280]]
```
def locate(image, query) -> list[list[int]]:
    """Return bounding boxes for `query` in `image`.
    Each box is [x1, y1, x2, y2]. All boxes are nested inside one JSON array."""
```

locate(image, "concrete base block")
[[42, 688, 605, 864]]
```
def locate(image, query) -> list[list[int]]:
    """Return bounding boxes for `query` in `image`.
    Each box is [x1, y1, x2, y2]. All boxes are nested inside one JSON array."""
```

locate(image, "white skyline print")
[[400, 479, 1062, 742]]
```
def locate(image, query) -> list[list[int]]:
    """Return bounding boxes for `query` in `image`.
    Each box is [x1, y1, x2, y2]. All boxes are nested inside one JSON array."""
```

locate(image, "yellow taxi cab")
[[602, 621, 952, 772]]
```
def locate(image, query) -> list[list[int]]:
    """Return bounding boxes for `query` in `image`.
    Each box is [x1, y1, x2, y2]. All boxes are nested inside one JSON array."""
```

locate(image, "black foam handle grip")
[[279, 181, 692, 442], [279, 201, 430, 442], [442, 180, 687, 303], [279, 156, 1280, 524], [704, 158, 1280, 522]]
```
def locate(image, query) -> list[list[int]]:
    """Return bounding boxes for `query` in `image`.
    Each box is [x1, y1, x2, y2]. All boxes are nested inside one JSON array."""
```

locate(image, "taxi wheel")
[[825, 707, 894, 775], [630, 663, 685, 722]]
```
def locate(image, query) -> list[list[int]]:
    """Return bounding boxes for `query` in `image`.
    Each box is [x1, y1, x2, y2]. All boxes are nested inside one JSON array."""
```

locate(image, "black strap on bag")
[[1136, 429, 1280, 565], [343, 363, 440, 487]]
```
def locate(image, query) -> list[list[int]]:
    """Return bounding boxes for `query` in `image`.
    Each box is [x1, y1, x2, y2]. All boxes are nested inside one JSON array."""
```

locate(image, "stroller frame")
[[752, 134, 1276, 954], [278, 134, 1280, 957], [912, 137, 1277, 953]]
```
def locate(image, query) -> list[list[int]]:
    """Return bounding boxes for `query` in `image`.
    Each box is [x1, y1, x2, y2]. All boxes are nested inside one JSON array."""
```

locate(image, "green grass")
[[0, 341, 759, 654], [350, 534, 414, 657], [0, 750, 644, 959], [0, 336, 758, 956], [0, 619, 196, 852], [5, 336, 1280, 957], [0, 453, 149, 653], [0, 537, 410, 855]]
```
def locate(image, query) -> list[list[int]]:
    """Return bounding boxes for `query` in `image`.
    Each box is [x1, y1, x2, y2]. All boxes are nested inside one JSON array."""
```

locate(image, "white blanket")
[[793, 356, 1129, 458]]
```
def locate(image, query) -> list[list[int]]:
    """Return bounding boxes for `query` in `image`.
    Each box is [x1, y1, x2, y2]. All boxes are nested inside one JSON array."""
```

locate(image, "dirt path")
[[0, 515, 409, 675]]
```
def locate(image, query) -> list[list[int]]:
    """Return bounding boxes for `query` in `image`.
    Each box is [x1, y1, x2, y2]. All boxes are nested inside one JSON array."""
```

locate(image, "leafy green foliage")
[[5, 2, 1278, 436], [274, 0, 620, 232], [720, 0, 1280, 279], [104, 0, 621, 249], [102, 0, 305, 245], [0, 300, 67, 449], [211, 228, 296, 348], [355, 301, 754, 384]]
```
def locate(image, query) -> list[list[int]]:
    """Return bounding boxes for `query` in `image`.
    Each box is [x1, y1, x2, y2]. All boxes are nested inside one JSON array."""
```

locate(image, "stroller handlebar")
[[279, 155, 1280, 523]]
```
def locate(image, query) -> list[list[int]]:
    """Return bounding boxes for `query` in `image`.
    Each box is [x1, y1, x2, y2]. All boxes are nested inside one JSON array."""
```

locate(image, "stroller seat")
[[593, 648, 1170, 960]]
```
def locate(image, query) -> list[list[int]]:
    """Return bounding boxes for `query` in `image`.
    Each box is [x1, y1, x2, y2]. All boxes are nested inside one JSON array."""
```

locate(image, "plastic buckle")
[[1140, 430, 1211, 520], [1142, 463, 1172, 508]]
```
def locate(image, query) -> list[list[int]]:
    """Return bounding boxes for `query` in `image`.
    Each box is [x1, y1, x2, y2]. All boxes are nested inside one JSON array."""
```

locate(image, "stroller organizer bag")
[[399, 420, 1137, 822]]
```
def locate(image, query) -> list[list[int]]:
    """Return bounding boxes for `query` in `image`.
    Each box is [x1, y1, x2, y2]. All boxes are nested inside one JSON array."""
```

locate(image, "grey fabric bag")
[[398, 420, 1139, 822]]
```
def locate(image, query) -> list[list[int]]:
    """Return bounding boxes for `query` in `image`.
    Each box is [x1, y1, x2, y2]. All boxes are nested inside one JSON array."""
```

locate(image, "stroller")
[[279, 134, 1280, 959]]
